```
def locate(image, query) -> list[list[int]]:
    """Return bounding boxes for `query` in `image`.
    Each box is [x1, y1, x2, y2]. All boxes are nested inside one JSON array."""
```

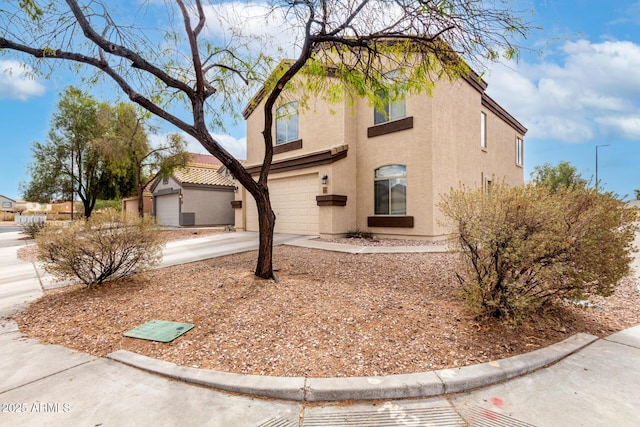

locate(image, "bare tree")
[[1, 0, 532, 279]]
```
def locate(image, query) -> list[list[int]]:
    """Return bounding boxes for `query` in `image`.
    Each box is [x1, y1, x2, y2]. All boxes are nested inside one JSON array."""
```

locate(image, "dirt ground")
[[12, 233, 640, 378]]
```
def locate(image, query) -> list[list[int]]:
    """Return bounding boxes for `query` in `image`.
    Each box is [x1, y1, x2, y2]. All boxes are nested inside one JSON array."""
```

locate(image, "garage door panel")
[[245, 174, 319, 234], [156, 194, 179, 227]]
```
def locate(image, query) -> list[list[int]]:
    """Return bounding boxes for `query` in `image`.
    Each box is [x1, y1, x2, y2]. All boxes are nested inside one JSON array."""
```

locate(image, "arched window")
[[374, 70, 406, 125], [374, 165, 407, 215], [275, 101, 299, 144]]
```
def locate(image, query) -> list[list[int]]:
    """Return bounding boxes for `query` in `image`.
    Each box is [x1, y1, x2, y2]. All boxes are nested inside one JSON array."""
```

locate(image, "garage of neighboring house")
[[154, 192, 181, 226], [151, 154, 236, 227], [245, 173, 320, 234]]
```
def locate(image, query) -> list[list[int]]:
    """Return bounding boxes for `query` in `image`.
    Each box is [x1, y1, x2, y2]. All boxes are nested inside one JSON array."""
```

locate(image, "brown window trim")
[[230, 200, 242, 209], [316, 194, 347, 206], [367, 116, 414, 138], [273, 139, 302, 154], [245, 146, 348, 175], [368, 216, 414, 228]]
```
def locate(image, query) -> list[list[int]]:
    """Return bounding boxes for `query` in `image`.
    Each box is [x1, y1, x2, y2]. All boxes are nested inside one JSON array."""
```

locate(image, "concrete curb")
[[107, 332, 597, 401], [107, 350, 306, 400]]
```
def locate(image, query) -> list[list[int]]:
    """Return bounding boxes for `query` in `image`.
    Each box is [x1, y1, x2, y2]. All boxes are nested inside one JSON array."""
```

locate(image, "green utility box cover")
[[124, 320, 194, 343]]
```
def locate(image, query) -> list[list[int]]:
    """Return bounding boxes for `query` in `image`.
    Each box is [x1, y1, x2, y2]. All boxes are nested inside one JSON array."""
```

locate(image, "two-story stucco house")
[[234, 64, 526, 240]]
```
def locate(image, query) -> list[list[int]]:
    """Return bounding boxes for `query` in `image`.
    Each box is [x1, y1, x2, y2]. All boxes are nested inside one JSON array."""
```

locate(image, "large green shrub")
[[36, 210, 165, 288], [439, 183, 636, 322]]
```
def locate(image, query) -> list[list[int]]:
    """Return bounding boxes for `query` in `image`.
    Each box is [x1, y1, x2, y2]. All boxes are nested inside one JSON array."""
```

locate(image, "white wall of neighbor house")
[[182, 187, 234, 226], [154, 176, 179, 193], [154, 176, 235, 226], [155, 193, 180, 226]]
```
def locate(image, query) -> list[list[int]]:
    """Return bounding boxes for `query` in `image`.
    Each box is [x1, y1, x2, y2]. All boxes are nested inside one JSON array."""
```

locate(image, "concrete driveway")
[[160, 231, 307, 267]]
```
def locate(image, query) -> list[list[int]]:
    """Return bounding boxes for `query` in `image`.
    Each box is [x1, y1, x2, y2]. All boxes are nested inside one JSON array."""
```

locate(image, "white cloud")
[[0, 60, 45, 100], [485, 39, 640, 143], [201, 2, 302, 60], [150, 131, 246, 161], [596, 116, 640, 140], [210, 133, 247, 160]]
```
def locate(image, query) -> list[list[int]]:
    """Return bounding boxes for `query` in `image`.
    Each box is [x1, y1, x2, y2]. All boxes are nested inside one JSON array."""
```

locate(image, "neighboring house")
[[50, 201, 82, 214], [235, 62, 527, 239], [0, 195, 15, 212], [20, 201, 51, 213], [121, 189, 153, 217], [628, 200, 640, 209], [151, 154, 236, 227]]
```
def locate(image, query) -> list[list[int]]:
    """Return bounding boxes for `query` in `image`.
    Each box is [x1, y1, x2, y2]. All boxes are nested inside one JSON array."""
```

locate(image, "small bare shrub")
[[439, 183, 636, 322], [36, 210, 165, 288], [21, 220, 47, 239], [346, 228, 374, 239]]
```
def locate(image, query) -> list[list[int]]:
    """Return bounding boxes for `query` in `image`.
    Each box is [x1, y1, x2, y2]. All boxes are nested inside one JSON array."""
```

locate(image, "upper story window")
[[275, 101, 299, 145], [480, 112, 487, 149], [374, 70, 406, 125], [516, 137, 524, 166], [374, 165, 407, 215]]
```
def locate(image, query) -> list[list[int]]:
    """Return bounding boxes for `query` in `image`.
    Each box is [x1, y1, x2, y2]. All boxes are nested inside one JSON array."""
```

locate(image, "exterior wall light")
[[321, 175, 328, 185]]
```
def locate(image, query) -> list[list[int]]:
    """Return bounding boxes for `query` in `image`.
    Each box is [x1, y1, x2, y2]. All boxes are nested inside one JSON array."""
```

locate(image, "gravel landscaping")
[[12, 233, 640, 378]]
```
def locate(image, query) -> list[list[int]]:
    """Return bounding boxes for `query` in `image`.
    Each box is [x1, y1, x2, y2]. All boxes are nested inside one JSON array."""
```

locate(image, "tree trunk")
[[82, 199, 92, 218], [137, 189, 144, 217], [253, 189, 276, 279], [136, 167, 144, 217]]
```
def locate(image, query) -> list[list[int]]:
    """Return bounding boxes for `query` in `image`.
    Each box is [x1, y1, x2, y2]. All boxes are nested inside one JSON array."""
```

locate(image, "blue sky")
[[1, 1, 639, 200]]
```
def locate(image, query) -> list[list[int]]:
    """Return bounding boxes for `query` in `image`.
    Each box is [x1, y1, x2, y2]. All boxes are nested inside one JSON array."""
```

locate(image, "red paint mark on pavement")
[[490, 397, 505, 407]]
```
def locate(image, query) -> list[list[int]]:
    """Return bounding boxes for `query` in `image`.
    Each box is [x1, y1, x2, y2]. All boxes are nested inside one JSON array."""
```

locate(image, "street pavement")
[[0, 230, 639, 426]]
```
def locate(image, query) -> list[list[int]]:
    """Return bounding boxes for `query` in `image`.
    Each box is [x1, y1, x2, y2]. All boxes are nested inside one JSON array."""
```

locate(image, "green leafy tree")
[[439, 182, 636, 323], [3, 1, 534, 279], [102, 103, 189, 217], [634, 189, 640, 200], [530, 161, 587, 192], [22, 86, 115, 217]]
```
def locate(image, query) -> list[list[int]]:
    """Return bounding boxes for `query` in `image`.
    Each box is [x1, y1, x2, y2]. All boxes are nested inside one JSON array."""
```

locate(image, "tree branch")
[[64, 0, 193, 95]]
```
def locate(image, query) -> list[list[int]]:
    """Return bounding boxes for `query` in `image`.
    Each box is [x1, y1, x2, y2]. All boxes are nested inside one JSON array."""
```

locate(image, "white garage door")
[[246, 174, 319, 234], [155, 194, 180, 226]]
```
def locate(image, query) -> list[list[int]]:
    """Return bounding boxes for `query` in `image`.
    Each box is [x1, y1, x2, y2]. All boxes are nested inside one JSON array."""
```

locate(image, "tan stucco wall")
[[122, 195, 152, 216], [246, 92, 350, 164], [241, 72, 525, 239]]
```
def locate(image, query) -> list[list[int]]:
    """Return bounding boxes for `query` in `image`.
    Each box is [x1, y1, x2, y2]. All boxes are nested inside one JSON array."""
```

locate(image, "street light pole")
[[595, 144, 610, 191]]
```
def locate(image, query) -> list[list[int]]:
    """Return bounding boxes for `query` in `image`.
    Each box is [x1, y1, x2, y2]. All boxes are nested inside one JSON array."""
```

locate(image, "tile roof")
[[173, 164, 235, 187], [189, 153, 223, 167]]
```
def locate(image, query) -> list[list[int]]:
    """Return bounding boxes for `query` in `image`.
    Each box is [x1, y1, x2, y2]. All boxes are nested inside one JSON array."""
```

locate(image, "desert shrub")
[[21, 219, 47, 239], [439, 183, 636, 322], [35, 209, 165, 288], [346, 228, 374, 239]]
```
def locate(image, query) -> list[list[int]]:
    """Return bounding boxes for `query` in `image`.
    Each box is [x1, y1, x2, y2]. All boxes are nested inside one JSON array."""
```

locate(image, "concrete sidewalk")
[[1, 230, 639, 426]]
